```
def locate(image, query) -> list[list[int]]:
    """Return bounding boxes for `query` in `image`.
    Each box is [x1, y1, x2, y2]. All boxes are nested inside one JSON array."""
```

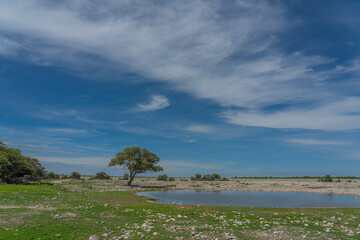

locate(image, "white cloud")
[[184, 124, 213, 133], [136, 95, 170, 112], [286, 138, 347, 146], [223, 97, 360, 131], [40, 127, 87, 134], [0, 1, 360, 130], [184, 138, 196, 143], [0, 36, 22, 56]]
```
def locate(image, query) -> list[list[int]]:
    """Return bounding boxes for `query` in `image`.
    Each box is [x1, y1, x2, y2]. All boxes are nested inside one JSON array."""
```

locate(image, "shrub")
[[191, 173, 225, 181], [201, 174, 211, 181], [47, 172, 56, 179], [319, 174, 333, 182], [123, 173, 129, 180], [157, 174, 168, 181], [195, 174, 202, 180], [70, 172, 81, 179], [221, 177, 229, 181], [211, 173, 221, 181], [168, 177, 175, 181], [91, 172, 111, 180]]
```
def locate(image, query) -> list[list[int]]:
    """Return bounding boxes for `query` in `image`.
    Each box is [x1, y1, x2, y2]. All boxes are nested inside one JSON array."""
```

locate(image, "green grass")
[[0, 181, 360, 239]]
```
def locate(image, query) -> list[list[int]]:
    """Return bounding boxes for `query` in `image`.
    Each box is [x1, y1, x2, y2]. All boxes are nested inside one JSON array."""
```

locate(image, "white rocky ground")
[[61, 178, 360, 196]]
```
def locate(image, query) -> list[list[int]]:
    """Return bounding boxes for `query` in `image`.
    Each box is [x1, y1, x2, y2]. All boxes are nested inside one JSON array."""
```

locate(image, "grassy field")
[[1, 180, 360, 239]]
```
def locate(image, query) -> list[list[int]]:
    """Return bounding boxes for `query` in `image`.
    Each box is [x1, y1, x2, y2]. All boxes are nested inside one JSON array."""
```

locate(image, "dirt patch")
[[249, 227, 319, 240]]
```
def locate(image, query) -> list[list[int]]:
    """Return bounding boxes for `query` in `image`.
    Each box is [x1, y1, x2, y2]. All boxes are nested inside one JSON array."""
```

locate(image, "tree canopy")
[[109, 146, 163, 185], [0, 141, 46, 179]]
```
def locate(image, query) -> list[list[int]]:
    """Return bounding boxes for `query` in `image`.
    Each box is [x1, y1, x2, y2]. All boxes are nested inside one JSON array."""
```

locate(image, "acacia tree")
[[109, 146, 163, 186]]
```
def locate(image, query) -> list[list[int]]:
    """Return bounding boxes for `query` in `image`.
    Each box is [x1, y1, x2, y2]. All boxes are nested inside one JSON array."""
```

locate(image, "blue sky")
[[1, 0, 360, 177]]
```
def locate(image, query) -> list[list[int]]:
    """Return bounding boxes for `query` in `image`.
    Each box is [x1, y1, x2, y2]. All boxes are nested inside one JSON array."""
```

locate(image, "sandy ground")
[[61, 178, 360, 196]]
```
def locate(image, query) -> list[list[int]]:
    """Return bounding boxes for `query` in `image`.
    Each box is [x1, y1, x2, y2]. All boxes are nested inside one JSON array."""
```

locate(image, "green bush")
[[195, 174, 202, 180], [190, 173, 224, 181], [211, 173, 221, 181], [47, 172, 56, 179], [319, 174, 333, 182], [157, 174, 168, 181], [60, 174, 68, 179], [70, 172, 81, 179], [91, 172, 111, 180], [201, 174, 211, 181]]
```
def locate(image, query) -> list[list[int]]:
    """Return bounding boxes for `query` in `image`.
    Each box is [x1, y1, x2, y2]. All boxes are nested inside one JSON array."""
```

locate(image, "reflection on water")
[[136, 190, 360, 208]]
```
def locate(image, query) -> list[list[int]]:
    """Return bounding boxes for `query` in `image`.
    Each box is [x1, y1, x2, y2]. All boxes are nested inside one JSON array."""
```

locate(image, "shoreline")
[[60, 177, 360, 197]]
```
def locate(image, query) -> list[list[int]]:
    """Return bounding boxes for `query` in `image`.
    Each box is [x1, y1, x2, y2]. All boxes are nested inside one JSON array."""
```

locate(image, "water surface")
[[136, 190, 360, 208]]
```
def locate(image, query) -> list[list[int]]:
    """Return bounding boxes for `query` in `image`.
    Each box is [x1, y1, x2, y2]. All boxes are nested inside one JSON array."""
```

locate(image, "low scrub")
[[70, 172, 81, 179], [319, 174, 333, 182], [46, 172, 60, 179], [157, 174, 175, 181], [90, 172, 112, 180], [190, 173, 227, 181]]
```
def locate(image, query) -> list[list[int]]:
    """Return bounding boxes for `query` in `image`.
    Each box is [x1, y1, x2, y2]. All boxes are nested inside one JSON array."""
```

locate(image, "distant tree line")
[[190, 173, 228, 181], [2, 141, 357, 184], [232, 176, 360, 179]]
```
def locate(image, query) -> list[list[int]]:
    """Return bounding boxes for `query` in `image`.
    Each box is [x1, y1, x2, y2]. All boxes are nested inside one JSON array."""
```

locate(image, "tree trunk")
[[127, 173, 136, 186]]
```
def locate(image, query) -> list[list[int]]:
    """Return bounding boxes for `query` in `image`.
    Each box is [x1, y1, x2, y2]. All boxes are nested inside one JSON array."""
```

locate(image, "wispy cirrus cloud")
[[183, 137, 196, 143], [0, 0, 360, 131], [40, 127, 87, 134], [184, 124, 213, 133], [286, 138, 347, 146], [135, 95, 170, 112], [36, 156, 109, 167], [223, 97, 360, 131]]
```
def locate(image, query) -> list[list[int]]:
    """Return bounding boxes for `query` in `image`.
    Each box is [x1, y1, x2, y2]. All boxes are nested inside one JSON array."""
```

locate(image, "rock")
[[89, 234, 100, 240], [63, 212, 77, 217]]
